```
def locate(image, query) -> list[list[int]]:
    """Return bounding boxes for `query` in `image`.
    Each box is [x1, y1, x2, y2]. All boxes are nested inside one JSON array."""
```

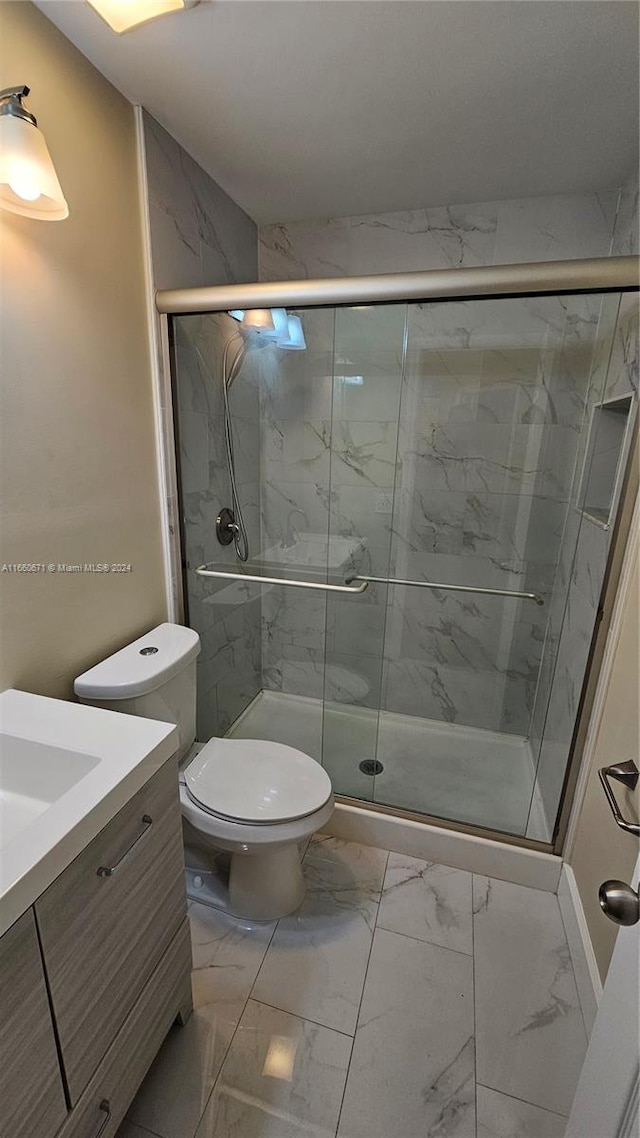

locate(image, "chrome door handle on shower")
[[196, 565, 369, 594], [598, 760, 640, 836]]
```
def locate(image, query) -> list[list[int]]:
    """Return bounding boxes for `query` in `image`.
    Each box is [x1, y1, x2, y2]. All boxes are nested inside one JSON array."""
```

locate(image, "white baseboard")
[[322, 801, 562, 892], [557, 863, 602, 1035]]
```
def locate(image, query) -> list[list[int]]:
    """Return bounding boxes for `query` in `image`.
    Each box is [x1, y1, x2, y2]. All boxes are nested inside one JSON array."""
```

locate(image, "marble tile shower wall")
[[256, 184, 637, 765], [144, 112, 258, 292], [142, 111, 261, 740], [255, 292, 627, 741], [259, 189, 619, 281], [528, 179, 638, 837], [175, 314, 264, 738], [383, 292, 611, 735], [257, 309, 336, 706]]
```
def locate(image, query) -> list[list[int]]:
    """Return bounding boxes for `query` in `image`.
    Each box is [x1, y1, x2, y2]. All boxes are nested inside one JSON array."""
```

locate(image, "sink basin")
[[0, 736, 99, 848], [0, 689, 179, 936], [261, 533, 365, 573]]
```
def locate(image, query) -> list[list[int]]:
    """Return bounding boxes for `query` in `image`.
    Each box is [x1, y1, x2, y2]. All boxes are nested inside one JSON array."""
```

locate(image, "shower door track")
[[156, 255, 638, 314], [334, 793, 555, 853]]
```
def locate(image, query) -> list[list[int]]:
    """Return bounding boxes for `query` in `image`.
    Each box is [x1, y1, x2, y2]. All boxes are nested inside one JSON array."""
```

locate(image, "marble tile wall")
[[259, 189, 618, 281], [142, 112, 261, 739], [383, 293, 610, 735], [165, 152, 636, 838], [527, 175, 638, 837], [144, 112, 258, 292], [255, 180, 637, 819], [258, 290, 619, 743]]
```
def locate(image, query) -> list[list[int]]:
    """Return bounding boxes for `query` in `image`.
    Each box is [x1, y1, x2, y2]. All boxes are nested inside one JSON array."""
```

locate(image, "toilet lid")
[[184, 737, 333, 824]]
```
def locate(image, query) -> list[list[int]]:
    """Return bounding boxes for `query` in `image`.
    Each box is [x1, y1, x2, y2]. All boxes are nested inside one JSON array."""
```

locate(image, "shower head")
[[229, 308, 306, 351], [229, 308, 275, 334]]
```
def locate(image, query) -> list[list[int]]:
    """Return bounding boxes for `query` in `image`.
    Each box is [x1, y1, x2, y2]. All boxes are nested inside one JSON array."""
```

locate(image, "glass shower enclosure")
[[168, 265, 638, 846]]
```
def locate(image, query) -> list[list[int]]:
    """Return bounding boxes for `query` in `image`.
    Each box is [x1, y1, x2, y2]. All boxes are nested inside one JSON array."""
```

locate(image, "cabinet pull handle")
[[97, 815, 153, 877], [93, 1099, 111, 1137]]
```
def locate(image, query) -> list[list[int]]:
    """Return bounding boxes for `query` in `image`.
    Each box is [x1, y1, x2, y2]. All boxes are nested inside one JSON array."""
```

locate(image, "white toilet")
[[74, 622, 334, 920]]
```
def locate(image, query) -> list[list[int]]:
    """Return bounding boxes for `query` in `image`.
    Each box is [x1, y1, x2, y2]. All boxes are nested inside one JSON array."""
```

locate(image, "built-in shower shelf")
[[578, 393, 636, 530]]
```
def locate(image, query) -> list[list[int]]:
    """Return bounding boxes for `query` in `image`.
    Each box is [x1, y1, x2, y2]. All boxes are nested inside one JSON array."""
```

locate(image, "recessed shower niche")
[[579, 393, 636, 528]]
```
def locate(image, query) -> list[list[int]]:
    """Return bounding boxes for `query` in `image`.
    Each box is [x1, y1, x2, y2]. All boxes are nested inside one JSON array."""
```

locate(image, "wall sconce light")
[[0, 86, 68, 221], [86, 0, 200, 35]]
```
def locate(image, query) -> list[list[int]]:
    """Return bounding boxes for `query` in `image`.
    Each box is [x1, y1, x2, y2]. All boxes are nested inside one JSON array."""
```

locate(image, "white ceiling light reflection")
[[262, 1034, 298, 1081]]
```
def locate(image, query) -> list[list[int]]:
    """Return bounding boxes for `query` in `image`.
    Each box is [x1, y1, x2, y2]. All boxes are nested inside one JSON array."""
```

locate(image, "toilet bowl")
[[74, 623, 334, 920]]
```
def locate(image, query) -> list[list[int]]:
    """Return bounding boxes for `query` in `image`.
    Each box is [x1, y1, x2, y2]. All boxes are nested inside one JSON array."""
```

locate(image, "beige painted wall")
[[568, 510, 639, 981], [0, 1, 166, 698]]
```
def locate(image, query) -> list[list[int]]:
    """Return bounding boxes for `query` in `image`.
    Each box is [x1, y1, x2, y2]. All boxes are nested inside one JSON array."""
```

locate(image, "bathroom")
[[0, 1, 638, 1135]]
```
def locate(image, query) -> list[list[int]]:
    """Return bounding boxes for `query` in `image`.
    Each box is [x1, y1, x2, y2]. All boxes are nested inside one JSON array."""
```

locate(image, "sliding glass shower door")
[[171, 282, 633, 844]]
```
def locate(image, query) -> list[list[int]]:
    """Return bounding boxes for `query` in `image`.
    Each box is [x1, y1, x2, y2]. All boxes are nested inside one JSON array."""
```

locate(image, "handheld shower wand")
[[220, 336, 250, 561], [193, 334, 250, 562]]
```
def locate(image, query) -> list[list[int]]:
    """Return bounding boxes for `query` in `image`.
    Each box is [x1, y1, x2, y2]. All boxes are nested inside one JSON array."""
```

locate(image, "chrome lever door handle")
[[598, 760, 639, 836], [599, 880, 640, 926]]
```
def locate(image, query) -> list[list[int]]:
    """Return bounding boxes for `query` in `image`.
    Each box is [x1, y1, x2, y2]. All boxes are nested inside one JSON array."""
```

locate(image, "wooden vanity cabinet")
[[0, 909, 68, 1138], [0, 755, 192, 1138]]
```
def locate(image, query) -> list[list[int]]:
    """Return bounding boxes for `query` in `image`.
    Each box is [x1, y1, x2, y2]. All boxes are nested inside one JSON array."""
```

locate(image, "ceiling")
[[36, 0, 639, 225]]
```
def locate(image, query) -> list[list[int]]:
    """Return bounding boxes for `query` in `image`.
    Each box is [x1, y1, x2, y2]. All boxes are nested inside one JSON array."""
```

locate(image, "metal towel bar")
[[195, 566, 369, 593], [196, 565, 544, 604], [346, 574, 545, 605]]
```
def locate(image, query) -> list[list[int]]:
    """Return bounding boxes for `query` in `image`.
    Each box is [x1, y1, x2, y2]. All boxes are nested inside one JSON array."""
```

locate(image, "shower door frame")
[[159, 255, 639, 856]]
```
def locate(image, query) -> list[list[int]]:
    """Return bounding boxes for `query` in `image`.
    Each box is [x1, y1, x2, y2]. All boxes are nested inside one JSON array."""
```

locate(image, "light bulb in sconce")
[[9, 167, 41, 202], [0, 86, 68, 220]]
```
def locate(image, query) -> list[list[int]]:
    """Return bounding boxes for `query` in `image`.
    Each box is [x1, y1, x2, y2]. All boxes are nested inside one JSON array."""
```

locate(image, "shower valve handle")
[[216, 507, 239, 546]]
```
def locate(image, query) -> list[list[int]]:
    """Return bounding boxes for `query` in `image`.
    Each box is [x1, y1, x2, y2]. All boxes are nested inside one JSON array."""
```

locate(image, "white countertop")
[[0, 689, 179, 937]]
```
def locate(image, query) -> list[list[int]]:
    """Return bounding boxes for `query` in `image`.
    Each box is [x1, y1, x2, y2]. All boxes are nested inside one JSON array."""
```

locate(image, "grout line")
[[334, 849, 390, 1137], [471, 871, 478, 1135], [123, 1123, 165, 1138], [554, 888, 590, 1041], [375, 920, 474, 958], [476, 1081, 569, 1120], [248, 997, 356, 1039], [187, 909, 281, 1137]]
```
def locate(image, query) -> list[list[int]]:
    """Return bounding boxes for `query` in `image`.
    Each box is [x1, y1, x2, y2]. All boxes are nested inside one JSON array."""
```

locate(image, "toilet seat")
[[184, 737, 333, 825]]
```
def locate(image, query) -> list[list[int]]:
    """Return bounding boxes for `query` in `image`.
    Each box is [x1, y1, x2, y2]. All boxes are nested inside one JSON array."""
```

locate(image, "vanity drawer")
[[0, 909, 68, 1138], [35, 758, 186, 1105], [57, 918, 192, 1138]]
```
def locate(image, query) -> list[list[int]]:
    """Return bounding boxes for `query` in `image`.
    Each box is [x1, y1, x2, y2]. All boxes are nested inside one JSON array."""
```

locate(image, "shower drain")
[[359, 759, 384, 776]]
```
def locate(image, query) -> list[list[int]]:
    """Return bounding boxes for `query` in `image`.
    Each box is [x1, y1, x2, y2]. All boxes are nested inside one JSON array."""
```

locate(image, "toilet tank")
[[74, 623, 201, 761]]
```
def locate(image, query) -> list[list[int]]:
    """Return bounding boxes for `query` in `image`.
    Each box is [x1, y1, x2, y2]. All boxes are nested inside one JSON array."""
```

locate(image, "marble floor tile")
[[337, 927, 475, 1138], [127, 904, 275, 1138], [251, 837, 388, 1035], [194, 999, 352, 1138], [476, 1085, 567, 1137], [115, 1123, 160, 1138], [473, 877, 587, 1117], [378, 854, 473, 955]]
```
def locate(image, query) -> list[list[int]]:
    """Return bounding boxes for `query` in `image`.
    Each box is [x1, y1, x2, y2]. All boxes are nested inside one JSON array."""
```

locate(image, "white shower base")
[[226, 689, 550, 841]]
